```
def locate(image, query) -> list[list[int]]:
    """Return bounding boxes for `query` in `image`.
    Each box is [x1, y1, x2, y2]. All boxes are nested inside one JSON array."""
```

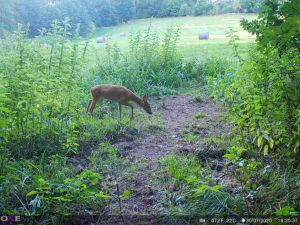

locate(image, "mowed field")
[[89, 13, 257, 59]]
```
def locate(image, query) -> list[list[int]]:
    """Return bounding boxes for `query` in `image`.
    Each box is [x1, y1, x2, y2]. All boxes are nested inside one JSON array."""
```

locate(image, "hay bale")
[[119, 32, 126, 37], [39, 43, 48, 48], [96, 37, 106, 43], [198, 32, 209, 40]]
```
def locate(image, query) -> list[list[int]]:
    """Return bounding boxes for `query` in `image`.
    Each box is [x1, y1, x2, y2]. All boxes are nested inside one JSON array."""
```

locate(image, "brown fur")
[[86, 84, 152, 119]]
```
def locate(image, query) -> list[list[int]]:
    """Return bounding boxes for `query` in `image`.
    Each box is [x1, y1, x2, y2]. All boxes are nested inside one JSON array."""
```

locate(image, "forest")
[[0, 0, 263, 36], [0, 0, 299, 224]]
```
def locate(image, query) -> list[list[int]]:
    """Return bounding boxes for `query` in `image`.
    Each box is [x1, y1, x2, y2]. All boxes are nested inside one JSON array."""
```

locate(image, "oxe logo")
[[0, 216, 21, 224]]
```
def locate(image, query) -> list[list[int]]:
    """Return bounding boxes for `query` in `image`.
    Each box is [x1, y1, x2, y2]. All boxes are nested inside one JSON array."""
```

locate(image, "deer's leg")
[[118, 103, 122, 120], [123, 102, 134, 120], [89, 97, 103, 114], [86, 99, 92, 113], [88, 100, 97, 114]]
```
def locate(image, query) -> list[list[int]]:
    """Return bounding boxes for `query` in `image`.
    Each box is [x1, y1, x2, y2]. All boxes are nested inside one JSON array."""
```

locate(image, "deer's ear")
[[143, 95, 148, 102]]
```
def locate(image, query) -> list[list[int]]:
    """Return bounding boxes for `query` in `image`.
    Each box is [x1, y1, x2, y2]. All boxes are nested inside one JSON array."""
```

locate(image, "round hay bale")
[[120, 32, 126, 37], [39, 43, 48, 48], [96, 37, 106, 43], [198, 32, 209, 40]]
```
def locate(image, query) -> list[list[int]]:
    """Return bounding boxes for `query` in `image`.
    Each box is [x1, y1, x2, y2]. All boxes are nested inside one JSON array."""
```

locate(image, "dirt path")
[[109, 92, 232, 215]]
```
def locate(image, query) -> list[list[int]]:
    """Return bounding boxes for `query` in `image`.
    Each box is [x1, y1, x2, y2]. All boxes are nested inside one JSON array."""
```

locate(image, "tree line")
[[0, 0, 262, 37]]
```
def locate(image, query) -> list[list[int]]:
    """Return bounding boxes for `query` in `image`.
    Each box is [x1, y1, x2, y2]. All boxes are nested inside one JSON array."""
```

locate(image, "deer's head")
[[142, 95, 152, 115]]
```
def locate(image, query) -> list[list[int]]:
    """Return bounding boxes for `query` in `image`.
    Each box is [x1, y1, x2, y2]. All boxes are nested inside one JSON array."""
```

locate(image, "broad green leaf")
[[26, 190, 38, 197], [52, 197, 72, 202], [269, 138, 274, 149], [263, 145, 268, 156], [257, 136, 263, 148], [210, 185, 222, 192], [96, 192, 111, 199], [275, 206, 300, 216], [186, 176, 198, 184], [122, 190, 131, 199], [224, 153, 236, 159], [194, 184, 208, 195]]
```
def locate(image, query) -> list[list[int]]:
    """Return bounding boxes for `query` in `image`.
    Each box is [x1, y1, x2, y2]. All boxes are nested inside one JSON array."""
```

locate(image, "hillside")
[[89, 13, 256, 58]]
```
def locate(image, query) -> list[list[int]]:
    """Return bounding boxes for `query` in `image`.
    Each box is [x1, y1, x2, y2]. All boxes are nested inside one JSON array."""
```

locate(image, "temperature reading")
[[211, 218, 224, 223], [226, 218, 237, 223]]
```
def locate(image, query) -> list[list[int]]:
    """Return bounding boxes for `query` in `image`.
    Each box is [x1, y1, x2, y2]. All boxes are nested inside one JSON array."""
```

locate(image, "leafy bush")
[[0, 20, 131, 216], [0, 21, 84, 157], [0, 155, 109, 215], [241, 0, 300, 53], [0, 17, 203, 216], [205, 0, 300, 216], [89, 25, 187, 96]]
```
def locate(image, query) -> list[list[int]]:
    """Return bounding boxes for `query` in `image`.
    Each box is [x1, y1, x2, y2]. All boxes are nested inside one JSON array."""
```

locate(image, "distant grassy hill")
[[89, 13, 256, 59]]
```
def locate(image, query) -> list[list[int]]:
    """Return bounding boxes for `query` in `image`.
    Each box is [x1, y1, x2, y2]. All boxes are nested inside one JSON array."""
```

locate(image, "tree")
[[57, 0, 92, 35], [159, 0, 183, 17], [115, 0, 135, 22], [193, 0, 212, 16], [136, 0, 163, 18], [241, 0, 300, 154], [240, 0, 263, 13], [241, 0, 300, 53], [0, 0, 20, 36], [17, 0, 42, 36], [97, 0, 119, 26]]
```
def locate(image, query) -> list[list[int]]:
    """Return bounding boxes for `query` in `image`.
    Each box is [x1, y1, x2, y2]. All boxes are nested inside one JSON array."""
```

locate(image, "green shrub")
[[0, 20, 131, 216], [204, 1, 300, 214], [0, 155, 109, 215], [88, 25, 188, 96]]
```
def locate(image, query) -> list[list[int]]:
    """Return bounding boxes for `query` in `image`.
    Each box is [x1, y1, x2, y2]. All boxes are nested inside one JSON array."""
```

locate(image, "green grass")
[[88, 13, 256, 59], [193, 112, 206, 119]]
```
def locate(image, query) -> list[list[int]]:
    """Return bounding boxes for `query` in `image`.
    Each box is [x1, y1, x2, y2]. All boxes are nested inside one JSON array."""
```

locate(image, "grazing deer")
[[86, 84, 152, 120]]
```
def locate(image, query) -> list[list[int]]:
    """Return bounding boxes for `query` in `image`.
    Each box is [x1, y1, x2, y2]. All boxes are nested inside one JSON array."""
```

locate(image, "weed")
[[193, 112, 206, 119], [89, 143, 119, 172], [182, 133, 198, 143], [162, 154, 202, 186], [194, 95, 203, 103], [161, 154, 240, 217]]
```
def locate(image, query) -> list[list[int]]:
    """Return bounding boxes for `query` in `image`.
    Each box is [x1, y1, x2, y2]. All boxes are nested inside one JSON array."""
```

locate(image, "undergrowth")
[[159, 3, 300, 217], [1, 2, 299, 218], [0, 19, 203, 216], [203, 3, 300, 216], [160, 154, 241, 217]]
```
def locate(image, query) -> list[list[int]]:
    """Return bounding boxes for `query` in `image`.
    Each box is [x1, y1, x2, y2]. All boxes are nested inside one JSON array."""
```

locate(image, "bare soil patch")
[[106, 92, 235, 215]]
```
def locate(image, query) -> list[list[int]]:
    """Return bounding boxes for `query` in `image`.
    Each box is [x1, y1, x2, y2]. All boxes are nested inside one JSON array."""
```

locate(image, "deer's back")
[[91, 84, 133, 101]]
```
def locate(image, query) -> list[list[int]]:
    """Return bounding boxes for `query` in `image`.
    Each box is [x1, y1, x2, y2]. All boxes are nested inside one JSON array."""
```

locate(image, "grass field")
[[89, 13, 257, 59]]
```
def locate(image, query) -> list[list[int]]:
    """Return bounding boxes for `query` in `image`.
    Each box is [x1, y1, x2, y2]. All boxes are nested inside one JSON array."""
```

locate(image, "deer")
[[86, 84, 152, 120]]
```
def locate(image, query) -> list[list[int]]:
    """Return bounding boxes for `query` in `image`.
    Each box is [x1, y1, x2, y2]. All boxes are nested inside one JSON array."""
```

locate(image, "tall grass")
[[0, 20, 121, 216], [0, 17, 240, 217], [86, 25, 189, 96], [161, 154, 241, 217], [0, 20, 198, 216], [0, 21, 84, 157]]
